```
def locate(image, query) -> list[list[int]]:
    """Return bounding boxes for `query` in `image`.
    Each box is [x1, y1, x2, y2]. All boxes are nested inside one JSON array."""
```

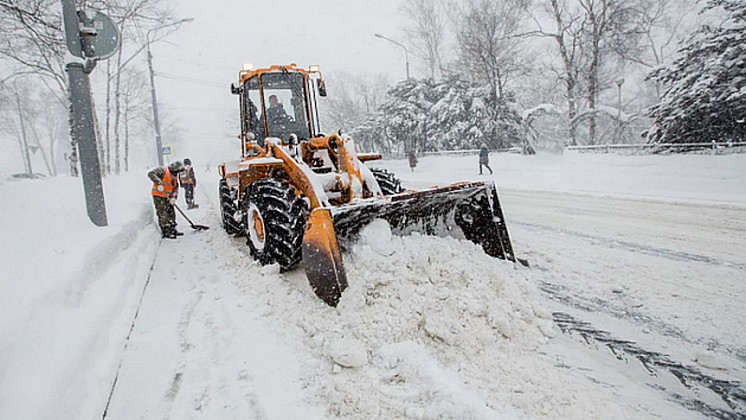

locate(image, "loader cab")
[[236, 65, 324, 156]]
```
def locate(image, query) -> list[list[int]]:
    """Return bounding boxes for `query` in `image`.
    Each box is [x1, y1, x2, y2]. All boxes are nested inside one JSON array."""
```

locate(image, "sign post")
[[61, 0, 120, 227]]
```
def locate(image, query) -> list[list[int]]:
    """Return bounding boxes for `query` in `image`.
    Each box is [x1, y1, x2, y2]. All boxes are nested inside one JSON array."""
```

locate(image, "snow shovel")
[[174, 203, 210, 231]]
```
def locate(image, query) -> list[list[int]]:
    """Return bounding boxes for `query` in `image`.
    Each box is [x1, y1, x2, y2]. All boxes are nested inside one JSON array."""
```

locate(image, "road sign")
[[162, 146, 173, 156], [74, 11, 121, 60]]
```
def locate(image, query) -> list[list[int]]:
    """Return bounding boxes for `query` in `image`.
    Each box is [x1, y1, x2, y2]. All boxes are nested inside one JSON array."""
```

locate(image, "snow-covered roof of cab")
[[237, 63, 322, 85]]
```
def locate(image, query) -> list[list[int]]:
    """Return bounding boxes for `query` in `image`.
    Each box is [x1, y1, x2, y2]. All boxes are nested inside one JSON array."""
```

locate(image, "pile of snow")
[[213, 216, 623, 419]]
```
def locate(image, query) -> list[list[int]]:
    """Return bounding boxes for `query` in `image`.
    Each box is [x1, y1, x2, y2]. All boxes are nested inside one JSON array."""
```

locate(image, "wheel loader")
[[218, 63, 517, 306]]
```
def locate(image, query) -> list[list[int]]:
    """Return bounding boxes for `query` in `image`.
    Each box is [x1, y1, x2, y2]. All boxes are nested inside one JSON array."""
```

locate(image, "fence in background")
[[567, 141, 746, 155], [385, 142, 746, 159]]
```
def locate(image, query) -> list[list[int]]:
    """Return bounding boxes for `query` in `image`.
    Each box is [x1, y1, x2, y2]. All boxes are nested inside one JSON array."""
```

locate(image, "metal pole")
[[147, 45, 164, 166], [144, 19, 192, 166], [61, 0, 108, 226], [375, 34, 410, 79], [615, 78, 624, 145]]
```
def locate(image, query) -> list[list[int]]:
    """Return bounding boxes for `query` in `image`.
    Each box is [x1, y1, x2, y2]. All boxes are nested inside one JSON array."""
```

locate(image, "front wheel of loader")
[[219, 179, 241, 235], [371, 167, 405, 196], [243, 179, 307, 270]]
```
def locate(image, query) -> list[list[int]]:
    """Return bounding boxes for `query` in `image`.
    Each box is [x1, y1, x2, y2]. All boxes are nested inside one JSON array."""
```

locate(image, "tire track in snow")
[[537, 279, 746, 364], [553, 312, 746, 420], [515, 221, 746, 271]]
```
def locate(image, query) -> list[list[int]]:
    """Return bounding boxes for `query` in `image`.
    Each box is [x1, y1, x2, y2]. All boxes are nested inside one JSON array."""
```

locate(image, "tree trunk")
[[124, 105, 130, 172], [48, 131, 58, 176], [549, 0, 579, 146], [114, 41, 124, 174], [105, 60, 112, 173], [587, 30, 600, 146]]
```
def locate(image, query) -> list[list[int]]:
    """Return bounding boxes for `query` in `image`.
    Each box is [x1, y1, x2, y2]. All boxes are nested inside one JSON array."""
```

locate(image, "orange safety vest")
[[152, 167, 177, 197], [179, 166, 194, 185]]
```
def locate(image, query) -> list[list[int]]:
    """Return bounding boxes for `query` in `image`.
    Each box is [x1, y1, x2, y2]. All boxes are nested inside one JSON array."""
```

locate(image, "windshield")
[[259, 72, 311, 142], [243, 75, 263, 143]]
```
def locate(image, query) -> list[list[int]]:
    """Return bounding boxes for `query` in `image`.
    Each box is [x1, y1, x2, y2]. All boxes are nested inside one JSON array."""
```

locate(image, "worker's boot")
[[162, 227, 177, 239], [169, 222, 184, 236]]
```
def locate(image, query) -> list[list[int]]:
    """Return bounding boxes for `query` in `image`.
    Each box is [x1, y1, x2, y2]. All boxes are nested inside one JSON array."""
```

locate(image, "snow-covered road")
[[503, 188, 746, 353], [100, 161, 745, 419], [3, 152, 745, 420]]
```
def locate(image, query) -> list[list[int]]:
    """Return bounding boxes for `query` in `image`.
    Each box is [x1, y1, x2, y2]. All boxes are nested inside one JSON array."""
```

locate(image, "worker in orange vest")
[[148, 160, 185, 239], [179, 158, 199, 209]]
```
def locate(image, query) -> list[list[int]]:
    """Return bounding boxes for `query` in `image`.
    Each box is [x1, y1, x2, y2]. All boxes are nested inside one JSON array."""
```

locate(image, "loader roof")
[[238, 63, 321, 84]]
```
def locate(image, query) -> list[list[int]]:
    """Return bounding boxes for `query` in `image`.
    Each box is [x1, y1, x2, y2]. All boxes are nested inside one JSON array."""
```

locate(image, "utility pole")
[[146, 48, 164, 166], [61, 0, 120, 227], [145, 18, 193, 166]]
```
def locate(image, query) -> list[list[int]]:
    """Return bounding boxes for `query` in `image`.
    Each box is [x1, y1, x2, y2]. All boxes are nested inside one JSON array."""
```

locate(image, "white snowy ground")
[[1, 151, 744, 420]]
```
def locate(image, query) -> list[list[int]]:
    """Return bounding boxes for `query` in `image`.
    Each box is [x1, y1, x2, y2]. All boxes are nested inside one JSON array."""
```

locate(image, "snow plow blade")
[[301, 182, 515, 307], [302, 209, 349, 306], [332, 181, 516, 262]]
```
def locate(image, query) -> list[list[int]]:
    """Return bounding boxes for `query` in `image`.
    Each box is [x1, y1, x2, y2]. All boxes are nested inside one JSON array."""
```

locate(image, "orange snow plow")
[[218, 63, 516, 306]]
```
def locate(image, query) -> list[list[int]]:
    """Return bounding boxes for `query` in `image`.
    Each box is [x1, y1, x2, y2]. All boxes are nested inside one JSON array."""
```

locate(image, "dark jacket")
[[408, 151, 418, 167], [479, 147, 490, 165]]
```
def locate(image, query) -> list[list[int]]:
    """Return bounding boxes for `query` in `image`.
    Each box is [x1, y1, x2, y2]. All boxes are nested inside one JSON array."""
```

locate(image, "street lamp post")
[[375, 33, 410, 80], [146, 18, 193, 166], [615, 78, 624, 144]]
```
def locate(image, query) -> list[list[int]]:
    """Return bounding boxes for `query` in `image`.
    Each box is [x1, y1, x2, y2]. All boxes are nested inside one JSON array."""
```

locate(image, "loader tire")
[[243, 179, 307, 270], [371, 167, 405, 196], [219, 179, 241, 235]]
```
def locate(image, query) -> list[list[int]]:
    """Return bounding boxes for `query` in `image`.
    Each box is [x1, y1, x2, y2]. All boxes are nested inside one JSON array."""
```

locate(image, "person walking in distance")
[[479, 144, 493, 175], [148, 160, 185, 239], [407, 150, 418, 172], [179, 158, 199, 209]]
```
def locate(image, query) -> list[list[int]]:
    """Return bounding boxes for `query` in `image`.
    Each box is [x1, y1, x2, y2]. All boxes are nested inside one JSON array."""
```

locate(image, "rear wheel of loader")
[[243, 179, 307, 270], [219, 179, 242, 235], [371, 167, 405, 195]]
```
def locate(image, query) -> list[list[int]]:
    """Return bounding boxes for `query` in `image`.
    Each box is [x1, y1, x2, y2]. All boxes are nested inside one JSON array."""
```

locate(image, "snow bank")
[[0, 173, 160, 420]]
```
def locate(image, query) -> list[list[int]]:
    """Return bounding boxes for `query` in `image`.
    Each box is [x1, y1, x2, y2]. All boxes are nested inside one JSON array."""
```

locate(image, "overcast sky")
[[138, 0, 411, 160]]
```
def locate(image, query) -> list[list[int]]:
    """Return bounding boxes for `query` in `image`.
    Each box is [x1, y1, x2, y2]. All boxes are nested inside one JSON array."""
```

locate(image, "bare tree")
[[401, 0, 446, 80], [627, 0, 698, 98], [1, 0, 177, 176], [108, 0, 175, 174], [24, 91, 67, 176], [320, 71, 390, 133], [0, 81, 67, 176], [0, 0, 77, 172], [532, 0, 644, 145], [531, 0, 584, 145], [119, 66, 149, 171], [576, 0, 641, 144], [451, 0, 532, 100]]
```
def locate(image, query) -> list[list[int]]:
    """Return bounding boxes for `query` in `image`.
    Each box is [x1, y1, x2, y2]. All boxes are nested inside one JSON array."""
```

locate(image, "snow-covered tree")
[[647, 0, 746, 144], [353, 78, 434, 155], [353, 76, 523, 155]]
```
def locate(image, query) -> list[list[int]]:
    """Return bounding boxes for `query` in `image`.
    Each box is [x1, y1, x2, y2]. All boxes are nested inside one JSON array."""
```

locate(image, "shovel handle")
[[173, 203, 193, 226]]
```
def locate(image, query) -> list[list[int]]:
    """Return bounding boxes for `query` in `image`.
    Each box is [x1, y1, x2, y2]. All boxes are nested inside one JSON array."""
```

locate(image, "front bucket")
[[301, 208, 348, 306], [331, 181, 516, 262]]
